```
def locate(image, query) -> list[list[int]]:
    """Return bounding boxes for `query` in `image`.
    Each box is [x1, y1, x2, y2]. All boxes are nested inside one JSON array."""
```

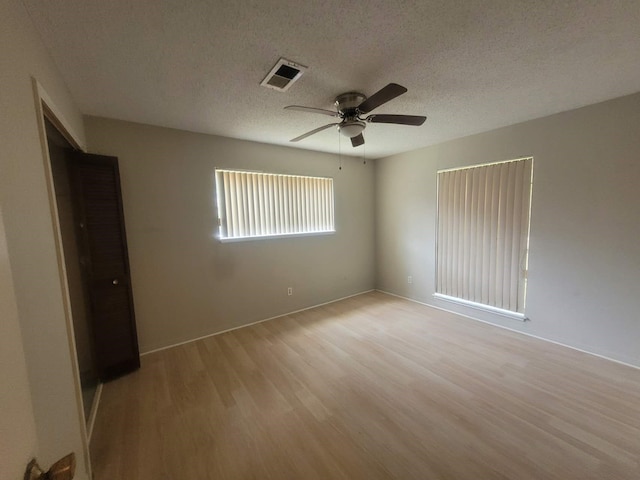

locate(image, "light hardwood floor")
[[91, 291, 640, 479]]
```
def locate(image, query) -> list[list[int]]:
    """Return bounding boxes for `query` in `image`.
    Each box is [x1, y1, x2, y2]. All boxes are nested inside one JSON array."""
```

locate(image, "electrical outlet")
[[287, 287, 293, 296], [407, 276, 412, 284]]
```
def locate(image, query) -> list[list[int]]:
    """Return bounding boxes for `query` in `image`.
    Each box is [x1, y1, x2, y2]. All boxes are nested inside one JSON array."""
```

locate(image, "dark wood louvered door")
[[70, 152, 140, 381]]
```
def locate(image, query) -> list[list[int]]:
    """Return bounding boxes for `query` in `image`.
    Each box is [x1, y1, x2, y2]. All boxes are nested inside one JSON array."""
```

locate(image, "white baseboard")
[[140, 289, 376, 356], [376, 289, 640, 371]]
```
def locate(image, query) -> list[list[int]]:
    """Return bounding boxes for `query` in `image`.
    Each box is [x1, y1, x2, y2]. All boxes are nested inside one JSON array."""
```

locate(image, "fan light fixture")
[[339, 121, 365, 138]]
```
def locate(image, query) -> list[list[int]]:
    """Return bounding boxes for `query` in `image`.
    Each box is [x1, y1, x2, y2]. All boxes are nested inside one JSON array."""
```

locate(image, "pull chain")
[[338, 130, 342, 170]]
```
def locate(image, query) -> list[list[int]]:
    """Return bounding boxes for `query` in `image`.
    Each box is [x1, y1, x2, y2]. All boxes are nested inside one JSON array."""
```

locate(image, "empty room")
[[2, 1, 639, 479]]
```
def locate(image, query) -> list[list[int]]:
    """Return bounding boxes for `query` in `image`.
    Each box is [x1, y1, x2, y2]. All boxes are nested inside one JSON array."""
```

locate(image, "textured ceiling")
[[24, 0, 640, 158]]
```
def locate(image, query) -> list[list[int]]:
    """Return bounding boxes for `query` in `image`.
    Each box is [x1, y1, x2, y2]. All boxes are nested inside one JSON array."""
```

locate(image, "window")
[[435, 157, 533, 317], [215, 169, 335, 240]]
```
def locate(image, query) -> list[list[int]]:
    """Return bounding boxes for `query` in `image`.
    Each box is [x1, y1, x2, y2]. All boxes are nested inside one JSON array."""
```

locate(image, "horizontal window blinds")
[[436, 158, 533, 313], [215, 170, 335, 239]]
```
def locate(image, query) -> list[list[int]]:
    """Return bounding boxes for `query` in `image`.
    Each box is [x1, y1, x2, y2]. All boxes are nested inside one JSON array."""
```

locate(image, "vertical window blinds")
[[215, 169, 335, 239], [436, 158, 533, 314]]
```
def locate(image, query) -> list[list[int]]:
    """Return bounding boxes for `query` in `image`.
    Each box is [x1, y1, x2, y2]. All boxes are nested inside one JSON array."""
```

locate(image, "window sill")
[[433, 293, 527, 322], [218, 230, 335, 243]]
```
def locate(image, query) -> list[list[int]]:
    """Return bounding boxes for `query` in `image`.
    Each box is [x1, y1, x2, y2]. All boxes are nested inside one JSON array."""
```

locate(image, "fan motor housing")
[[335, 92, 366, 116]]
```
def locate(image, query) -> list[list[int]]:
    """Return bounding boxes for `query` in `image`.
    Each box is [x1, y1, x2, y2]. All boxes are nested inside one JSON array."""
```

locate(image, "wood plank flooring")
[[90, 291, 640, 479]]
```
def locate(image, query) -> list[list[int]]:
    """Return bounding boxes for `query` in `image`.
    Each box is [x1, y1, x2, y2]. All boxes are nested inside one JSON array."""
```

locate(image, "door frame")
[[32, 77, 93, 477]]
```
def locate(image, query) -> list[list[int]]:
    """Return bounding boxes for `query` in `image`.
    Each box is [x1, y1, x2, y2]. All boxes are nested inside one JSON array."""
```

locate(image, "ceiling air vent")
[[260, 58, 306, 92]]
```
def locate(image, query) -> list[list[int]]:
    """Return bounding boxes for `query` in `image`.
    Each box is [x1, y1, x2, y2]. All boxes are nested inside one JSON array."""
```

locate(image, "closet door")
[[70, 152, 140, 380]]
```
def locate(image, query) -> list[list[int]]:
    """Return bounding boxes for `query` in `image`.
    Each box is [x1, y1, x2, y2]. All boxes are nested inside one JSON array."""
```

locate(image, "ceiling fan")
[[285, 83, 426, 147]]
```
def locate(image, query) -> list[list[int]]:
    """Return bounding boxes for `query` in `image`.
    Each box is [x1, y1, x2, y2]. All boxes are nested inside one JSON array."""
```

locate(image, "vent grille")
[[260, 58, 306, 92]]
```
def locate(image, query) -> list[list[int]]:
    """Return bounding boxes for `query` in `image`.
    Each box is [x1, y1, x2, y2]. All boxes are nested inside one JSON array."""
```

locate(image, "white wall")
[[376, 92, 640, 367], [85, 117, 376, 353], [0, 0, 89, 477], [0, 206, 38, 480]]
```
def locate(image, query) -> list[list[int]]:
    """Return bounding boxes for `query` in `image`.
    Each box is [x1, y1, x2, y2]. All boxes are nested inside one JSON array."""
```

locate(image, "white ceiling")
[[24, 0, 640, 158]]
